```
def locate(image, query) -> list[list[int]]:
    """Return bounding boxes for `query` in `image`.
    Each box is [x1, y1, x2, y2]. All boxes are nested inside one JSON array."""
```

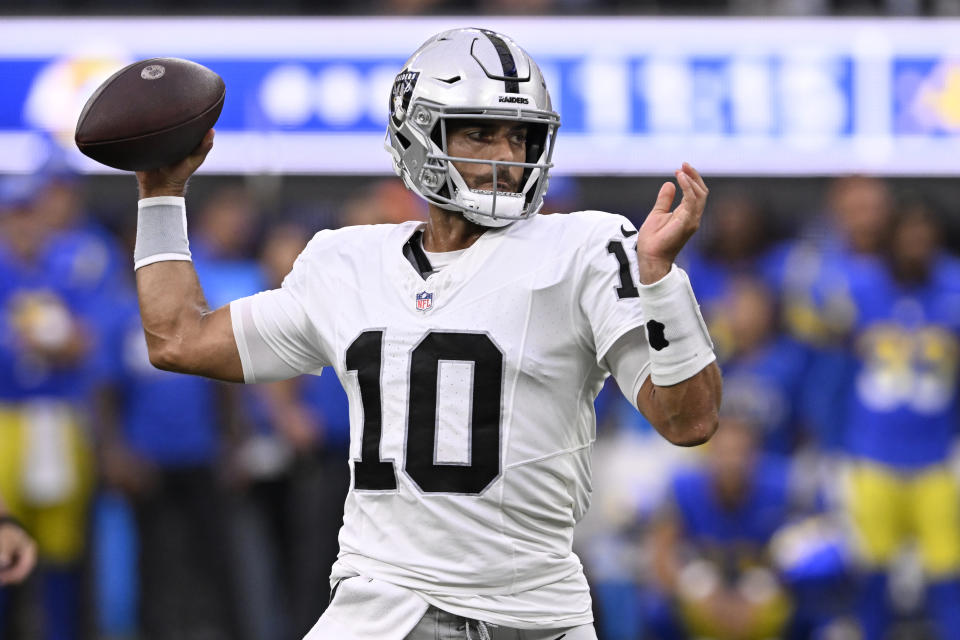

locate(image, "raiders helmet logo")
[[390, 70, 420, 127]]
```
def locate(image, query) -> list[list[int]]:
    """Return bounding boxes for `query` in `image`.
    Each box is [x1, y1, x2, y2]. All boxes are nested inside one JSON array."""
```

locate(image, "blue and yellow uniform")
[[0, 237, 100, 640], [838, 255, 960, 574], [0, 242, 96, 567], [825, 253, 960, 639], [650, 456, 795, 640]]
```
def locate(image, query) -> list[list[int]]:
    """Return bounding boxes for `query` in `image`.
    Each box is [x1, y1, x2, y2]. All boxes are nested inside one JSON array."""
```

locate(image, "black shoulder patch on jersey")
[[646, 319, 669, 351]]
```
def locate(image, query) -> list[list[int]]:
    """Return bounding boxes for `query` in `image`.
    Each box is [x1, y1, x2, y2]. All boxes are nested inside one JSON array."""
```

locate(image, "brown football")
[[75, 57, 225, 171]]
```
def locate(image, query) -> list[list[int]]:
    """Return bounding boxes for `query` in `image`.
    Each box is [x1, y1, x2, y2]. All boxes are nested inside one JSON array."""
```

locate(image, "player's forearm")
[[633, 264, 720, 446], [133, 194, 243, 381], [136, 260, 211, 371], [648, 361, 721, 447]]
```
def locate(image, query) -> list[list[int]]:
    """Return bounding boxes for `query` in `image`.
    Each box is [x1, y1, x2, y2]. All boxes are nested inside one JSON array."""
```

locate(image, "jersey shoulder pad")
[[526, 210, 636, 254], [565, 210, 636, 235], [296, 222, 415, 264]]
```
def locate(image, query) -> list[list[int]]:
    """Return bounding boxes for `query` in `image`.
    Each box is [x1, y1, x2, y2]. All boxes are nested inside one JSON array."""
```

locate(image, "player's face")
[[726, 279, 775, 353], [0, 204, 47, 259], [445, 119, 527, 193], [831, 177, 892, 254]]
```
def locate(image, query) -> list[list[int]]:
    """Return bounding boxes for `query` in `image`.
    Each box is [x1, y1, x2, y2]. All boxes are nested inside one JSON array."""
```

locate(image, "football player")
[[0, 175, 96, 640], [828, 203, 960, 640], [130, 28, 721, 639]]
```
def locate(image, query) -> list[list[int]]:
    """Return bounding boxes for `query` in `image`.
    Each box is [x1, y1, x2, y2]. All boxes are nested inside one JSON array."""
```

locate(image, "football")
[[75, 57, 225, 171]]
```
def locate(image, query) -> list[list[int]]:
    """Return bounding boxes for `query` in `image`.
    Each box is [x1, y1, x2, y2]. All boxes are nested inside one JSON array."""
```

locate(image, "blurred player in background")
[[0, 175, 96, 640], [826, 202, 960, 640], [706, 276, 813, 456], [680, 188, 781, 314], [647, 415, 795, 640], [127, 27, 721, 639], [97, 286, 240, 640], [777, 176, 893, 348]]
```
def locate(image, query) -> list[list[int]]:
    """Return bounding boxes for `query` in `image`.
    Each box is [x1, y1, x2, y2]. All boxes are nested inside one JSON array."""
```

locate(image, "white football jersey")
[[231, 210, 651, 627]]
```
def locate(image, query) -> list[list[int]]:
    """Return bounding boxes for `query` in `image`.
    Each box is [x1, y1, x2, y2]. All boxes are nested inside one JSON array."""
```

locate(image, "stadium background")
[[2, 2, 960, 639]]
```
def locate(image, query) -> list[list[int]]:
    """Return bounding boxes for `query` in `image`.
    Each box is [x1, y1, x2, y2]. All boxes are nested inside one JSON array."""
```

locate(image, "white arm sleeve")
[[229, 231, 336, 384], [601, 327, 652, 410], [231, 293, 313, 383]]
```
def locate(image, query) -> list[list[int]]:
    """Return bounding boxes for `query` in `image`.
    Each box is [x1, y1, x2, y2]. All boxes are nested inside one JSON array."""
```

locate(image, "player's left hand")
[[636, 162, 708, 284]]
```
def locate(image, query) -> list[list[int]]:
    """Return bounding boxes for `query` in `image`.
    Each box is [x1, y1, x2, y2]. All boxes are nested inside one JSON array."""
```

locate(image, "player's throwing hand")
[[135, 128, 215, 198], [636, 162, 709, 284]]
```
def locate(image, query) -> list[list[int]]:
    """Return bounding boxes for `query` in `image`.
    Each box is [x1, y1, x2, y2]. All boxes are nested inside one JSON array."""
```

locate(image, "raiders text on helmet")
[[385, 28, 561, 228]]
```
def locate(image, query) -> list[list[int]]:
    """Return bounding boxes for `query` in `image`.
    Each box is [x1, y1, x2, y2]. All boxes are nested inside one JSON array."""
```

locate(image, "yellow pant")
[[845, 461, 960, 577], [0, 402, 93, 565], [678, 565, 792, 640]]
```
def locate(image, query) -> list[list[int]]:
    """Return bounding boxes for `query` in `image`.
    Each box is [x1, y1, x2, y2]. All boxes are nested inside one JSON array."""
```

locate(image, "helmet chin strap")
[[447, 163, 524, 228]]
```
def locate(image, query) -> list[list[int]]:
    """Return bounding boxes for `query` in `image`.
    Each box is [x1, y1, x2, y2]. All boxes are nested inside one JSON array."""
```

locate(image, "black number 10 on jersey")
[[346, 330, 503, 495]]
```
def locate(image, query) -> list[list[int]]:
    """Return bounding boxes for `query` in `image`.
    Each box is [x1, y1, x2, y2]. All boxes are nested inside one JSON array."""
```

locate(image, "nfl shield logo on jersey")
[[415, 291, 433, 312]]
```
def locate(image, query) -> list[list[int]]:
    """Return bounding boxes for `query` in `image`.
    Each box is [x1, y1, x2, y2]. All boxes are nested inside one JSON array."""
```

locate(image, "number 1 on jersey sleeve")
[[606, 240, 640, 299]]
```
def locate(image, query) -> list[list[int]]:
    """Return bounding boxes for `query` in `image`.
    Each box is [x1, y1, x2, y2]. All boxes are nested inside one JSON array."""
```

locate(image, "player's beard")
[[469, 172, 520, 194], [460, 167, 520, 193]]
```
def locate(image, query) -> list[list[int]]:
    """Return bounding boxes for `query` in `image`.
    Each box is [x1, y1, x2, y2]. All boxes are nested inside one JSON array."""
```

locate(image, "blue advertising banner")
[[0, 17, 958, 175]]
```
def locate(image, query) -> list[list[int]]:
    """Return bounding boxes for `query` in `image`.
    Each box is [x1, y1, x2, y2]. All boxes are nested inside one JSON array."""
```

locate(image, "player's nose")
[[488, 133, 515, 163]]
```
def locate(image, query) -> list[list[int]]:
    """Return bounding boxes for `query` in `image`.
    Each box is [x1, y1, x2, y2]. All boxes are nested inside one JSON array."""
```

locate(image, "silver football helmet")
[[385, 28, 561, 228]]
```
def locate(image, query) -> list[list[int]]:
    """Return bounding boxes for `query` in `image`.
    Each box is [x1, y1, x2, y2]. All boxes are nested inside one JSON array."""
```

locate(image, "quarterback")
[[132, 28, 721, 640]]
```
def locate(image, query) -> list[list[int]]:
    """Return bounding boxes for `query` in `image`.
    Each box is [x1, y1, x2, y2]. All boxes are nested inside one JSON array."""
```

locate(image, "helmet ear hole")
[[429, 122, 444, 149], [395, 131, 412, 150]]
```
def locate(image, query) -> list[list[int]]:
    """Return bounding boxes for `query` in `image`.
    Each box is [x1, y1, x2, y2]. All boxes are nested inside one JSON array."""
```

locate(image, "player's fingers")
[[201, 128, 215, 150], [676, 171, 701, 207], [681, 162, 708, 193], [675, 172, 706, 229], [677, 170, 707, 207], [677, 167, 707, 201], [680, 162, 710, 194], [183, 129, 215, 173], [191, 129, 215, 160], [650, 181, 676, 215]]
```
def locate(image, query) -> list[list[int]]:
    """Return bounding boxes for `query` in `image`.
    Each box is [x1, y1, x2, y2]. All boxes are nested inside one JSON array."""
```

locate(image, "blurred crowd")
[[1, 161, 960, 640], [4, 0, 960, 15], [581, 175, 960, 640]]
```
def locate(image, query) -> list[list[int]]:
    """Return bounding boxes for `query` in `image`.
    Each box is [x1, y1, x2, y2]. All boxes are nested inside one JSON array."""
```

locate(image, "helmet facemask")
[[432, 108, 558, 227], [384, 28, 561, 228]]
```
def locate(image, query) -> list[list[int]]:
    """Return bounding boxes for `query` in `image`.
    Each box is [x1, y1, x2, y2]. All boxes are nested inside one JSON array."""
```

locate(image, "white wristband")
[[638, 264, 716, 386], [134, 196, 192, 270]]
